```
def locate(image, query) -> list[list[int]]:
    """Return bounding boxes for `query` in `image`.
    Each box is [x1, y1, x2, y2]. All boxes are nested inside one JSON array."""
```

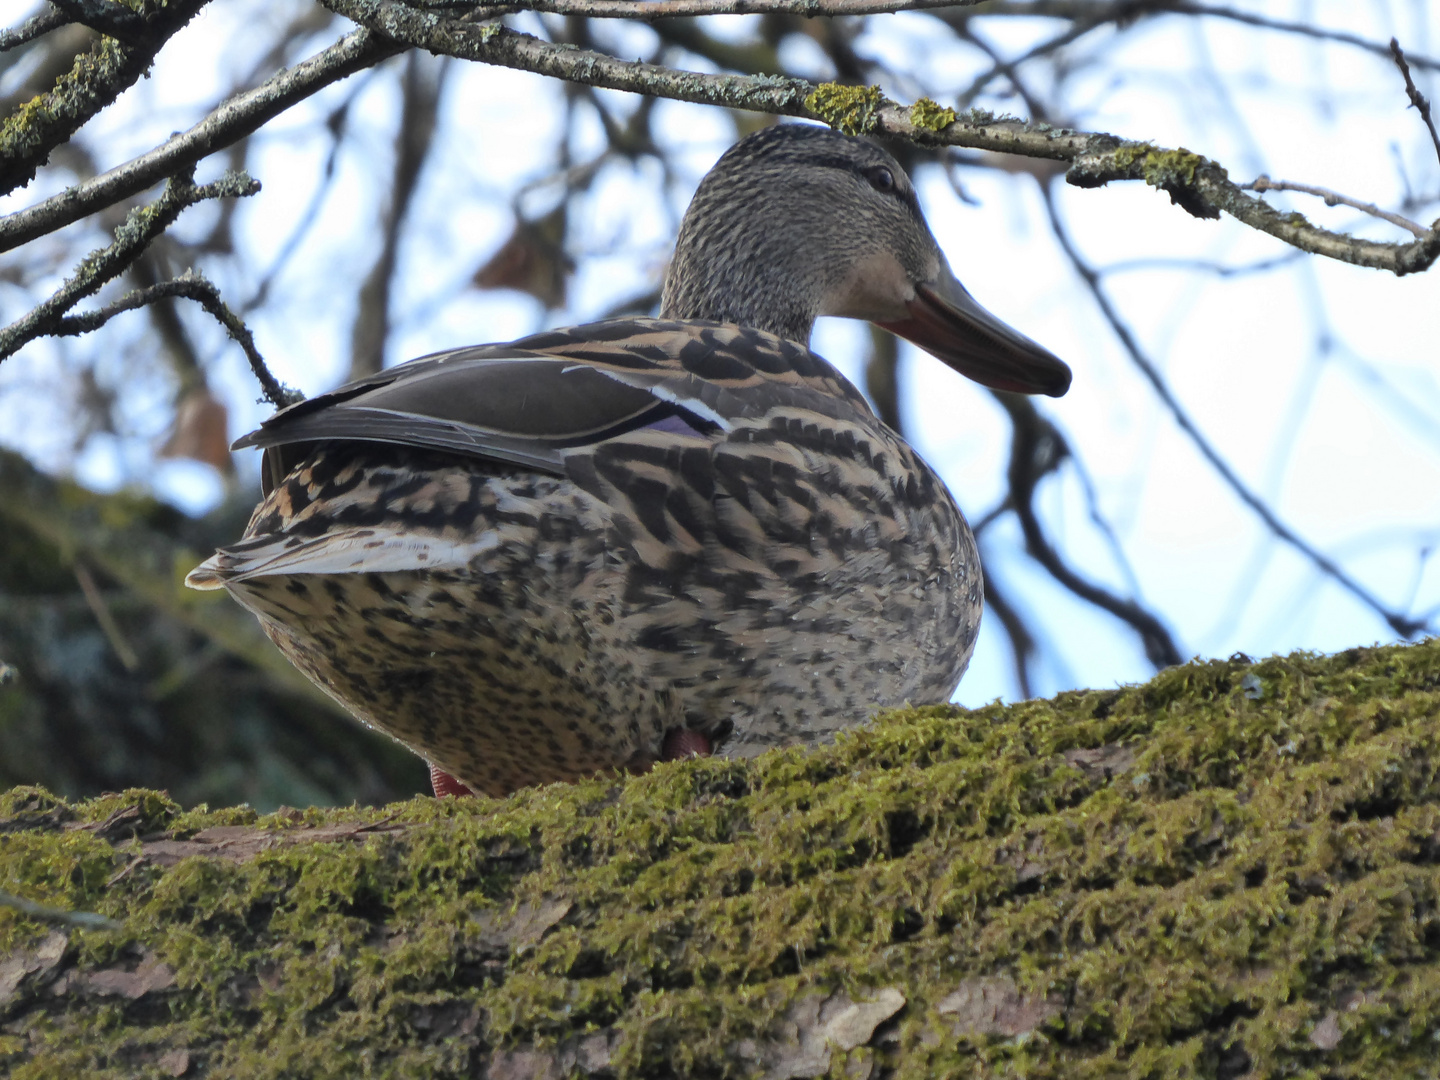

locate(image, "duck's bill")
[[877, 260, 1072, 398]]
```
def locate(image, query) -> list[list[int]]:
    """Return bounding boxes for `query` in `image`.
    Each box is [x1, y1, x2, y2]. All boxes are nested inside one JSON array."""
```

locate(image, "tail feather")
[[184, 559, 230, 591], [182, 527, 501, 590]]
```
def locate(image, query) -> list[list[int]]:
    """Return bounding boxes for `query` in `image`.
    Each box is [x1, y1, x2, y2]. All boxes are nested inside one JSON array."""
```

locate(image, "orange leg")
[[662, 728, 712, 759], [428, 728, 711, 798], [429, 763, 477, 798]]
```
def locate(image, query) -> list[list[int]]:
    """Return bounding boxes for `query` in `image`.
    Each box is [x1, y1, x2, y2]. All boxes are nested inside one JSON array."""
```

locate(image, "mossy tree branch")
[[0, 26, 402, 254], [401, 0, 985, 18], [0, 169, 260, 363], [3, 640, 1440, 1075], [46, 270, 303, 409], [315, 0, 1440, 276], [0, 0, 211, 197]]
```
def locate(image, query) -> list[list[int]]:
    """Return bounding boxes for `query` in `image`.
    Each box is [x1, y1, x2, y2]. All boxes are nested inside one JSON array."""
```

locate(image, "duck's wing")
[[235, 318, 874, 494]]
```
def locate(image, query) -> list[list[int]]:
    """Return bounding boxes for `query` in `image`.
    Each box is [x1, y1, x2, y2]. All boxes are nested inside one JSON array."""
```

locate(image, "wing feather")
[[229, 318, 875, 485]]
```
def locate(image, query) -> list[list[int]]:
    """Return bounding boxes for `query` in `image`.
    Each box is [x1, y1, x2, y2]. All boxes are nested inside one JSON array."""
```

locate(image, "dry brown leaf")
[[1062, 743, 1138, 779], [160, 388, 232, 473], [80, 953, 175, 1000], [473, 205, 571, 309], [473, 897, 572, 954]]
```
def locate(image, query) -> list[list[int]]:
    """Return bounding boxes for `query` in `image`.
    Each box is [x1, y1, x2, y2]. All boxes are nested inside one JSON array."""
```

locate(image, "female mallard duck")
[[188, 124, 1070, 798]]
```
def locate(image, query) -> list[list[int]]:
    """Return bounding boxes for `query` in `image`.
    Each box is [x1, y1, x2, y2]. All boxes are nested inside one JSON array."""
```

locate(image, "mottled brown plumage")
[[188, 125, 1070, 797]]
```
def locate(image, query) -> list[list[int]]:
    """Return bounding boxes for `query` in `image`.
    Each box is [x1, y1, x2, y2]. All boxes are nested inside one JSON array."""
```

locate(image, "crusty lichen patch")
[[3, 639, 1440, 1077], [1106, 140, 1225, 219], [806, 82, 888, 136], [908, 97, 957, 133]]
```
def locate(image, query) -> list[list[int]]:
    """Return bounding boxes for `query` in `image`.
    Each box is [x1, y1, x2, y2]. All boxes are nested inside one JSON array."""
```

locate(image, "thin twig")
[[0, 889, 123, 932], [1097, 252, 1304, 278], [982, 569, 1037, 699], [0, 28, 402, 255], [1242, 175, 1427, 238], [0, 170, 261, 363], [954, 2, 1440, 74], [994, 391, 1184, 669], [49, 271, 302, 408], [1391, 37, 1440, 168], [955, 15, 1098, 108], [1038, 182, 1428, 640], [0, 7, 70, 51], [349, 51, 448, 380], [73, 562, 141, 672]]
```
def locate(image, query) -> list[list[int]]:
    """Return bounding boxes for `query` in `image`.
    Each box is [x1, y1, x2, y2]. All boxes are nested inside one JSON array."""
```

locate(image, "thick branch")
[[0, 170, 259, 362], [316, 0, 1440, 277], [0, 0, 211, 196], [45, 0, 155, 47], [0, 28, 402, 254]]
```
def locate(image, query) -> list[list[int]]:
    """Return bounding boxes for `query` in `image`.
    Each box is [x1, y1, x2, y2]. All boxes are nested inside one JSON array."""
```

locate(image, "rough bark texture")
[[3, 637, 1440, 1077]]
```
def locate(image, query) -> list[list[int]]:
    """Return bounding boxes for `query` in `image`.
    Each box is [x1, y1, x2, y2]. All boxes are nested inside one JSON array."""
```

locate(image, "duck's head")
[[661, 124, 1071, 398]]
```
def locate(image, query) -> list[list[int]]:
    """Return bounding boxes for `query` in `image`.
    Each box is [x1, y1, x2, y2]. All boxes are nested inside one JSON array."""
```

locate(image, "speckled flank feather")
[[191, 124, 1069, 797]]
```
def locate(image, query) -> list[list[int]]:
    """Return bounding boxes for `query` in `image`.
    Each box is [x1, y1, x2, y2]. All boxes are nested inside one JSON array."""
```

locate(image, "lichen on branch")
[[311, 0, 1440, 277]]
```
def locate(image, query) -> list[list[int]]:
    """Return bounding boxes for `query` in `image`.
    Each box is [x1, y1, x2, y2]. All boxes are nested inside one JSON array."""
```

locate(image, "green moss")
[[908, 97, 957, 133], [4, 640, 1440, 1075], [805, 82, 888, 136]]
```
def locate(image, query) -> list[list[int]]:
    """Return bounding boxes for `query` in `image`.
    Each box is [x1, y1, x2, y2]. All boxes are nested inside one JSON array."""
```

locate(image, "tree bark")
[[3, 637, 1439, 1077]]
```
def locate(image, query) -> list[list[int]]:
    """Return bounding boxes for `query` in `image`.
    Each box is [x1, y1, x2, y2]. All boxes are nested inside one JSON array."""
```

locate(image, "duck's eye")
[[867, 167, 896, 193]]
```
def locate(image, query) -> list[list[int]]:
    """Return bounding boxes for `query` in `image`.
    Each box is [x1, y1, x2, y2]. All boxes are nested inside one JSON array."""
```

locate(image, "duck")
[[187, 123, 1071, 798]]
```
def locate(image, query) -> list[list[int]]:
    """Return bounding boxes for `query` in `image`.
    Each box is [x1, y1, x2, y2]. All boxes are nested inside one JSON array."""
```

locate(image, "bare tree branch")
[[0, 27, 402, 254], [1391, 38, 1440, 168], [949, 2, 1440, 74], [46, 270, 301, 408], [0, 0, 210, 196], [349, 51, 447, 379], [1242, 175, 1428, 238], [0, 170, 260, 362], [994, 391, 1184, 669], [0, 7, 71, 52], [1038, 182, 1429, 640], [314, 0, 1440, 277], [45, 0, 155, 47], [413, 0, 985, 16], [981, 569, 1037, 699], [73, 561, 141, 672]]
